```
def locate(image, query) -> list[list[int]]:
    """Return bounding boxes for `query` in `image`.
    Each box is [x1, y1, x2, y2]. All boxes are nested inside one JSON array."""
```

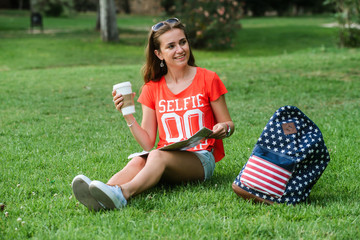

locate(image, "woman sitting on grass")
[[71, 18, 234, 211]]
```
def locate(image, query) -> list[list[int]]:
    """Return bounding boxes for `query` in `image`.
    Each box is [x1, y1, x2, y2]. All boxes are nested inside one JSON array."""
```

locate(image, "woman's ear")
[[154, 49, 163, 60]]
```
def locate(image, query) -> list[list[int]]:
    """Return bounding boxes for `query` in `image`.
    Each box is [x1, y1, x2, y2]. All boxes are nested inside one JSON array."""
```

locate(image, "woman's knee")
[[147, 149, 168, 165], [148, 149, 161, 158], [126, 156, 146, 170]]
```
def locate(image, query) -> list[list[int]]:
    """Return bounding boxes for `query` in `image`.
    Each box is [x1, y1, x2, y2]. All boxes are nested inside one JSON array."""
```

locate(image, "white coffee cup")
[[113, 81, 135, 116]]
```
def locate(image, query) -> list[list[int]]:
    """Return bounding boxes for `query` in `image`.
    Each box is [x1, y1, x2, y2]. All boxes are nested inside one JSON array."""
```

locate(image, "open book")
[[127, 127, 213, 159]]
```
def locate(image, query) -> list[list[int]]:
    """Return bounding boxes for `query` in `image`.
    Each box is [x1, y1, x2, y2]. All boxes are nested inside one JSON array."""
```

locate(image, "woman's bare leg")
[[107, 156, 146, 186], [119, 149, 204, 200]]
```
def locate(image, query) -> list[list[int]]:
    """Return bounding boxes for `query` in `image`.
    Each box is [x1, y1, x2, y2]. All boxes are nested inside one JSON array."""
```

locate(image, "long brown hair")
[[141, 20, 196, 83]]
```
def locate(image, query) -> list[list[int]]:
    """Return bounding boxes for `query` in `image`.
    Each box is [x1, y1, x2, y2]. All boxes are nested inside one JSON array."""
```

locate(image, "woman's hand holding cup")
[[112, 82, 136, 116], [112, 90, 136, 114]]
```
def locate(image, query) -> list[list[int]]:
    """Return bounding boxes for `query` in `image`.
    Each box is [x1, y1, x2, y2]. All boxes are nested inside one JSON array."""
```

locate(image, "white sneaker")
[[89, 180, 127, 210], [71, 175, 104, 211]]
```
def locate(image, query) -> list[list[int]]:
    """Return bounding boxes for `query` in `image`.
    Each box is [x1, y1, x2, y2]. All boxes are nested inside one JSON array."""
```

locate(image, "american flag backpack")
[[232, 106, 330, 205]]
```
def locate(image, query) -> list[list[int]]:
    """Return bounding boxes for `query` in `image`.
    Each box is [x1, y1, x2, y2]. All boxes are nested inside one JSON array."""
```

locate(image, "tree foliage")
[[169, 0, 243, 49], [324, 0, 360, 47], [239, 0, 331, 16], [31, 0, 74, 17]]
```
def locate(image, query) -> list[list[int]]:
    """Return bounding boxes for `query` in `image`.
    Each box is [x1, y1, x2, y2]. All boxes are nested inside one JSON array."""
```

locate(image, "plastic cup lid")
[[113, 81, 131, 90]]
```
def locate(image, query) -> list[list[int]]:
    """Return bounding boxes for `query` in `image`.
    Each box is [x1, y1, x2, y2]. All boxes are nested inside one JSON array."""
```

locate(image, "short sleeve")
[[209, 72, 228, 102], [138, 83, 155, 110]]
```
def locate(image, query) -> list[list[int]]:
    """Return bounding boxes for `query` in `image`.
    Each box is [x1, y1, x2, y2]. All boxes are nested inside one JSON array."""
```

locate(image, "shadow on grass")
[[308, 190, 358, 207], [227, 25, 338, 57], [118, 27, 148, 46]]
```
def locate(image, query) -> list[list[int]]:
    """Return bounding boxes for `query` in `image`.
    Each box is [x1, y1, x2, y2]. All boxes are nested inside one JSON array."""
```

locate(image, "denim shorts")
[[192, 150, 215, 181]]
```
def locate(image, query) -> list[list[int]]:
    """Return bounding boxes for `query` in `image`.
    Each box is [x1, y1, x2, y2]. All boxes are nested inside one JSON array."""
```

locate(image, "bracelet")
[[127, 119, 136, 127], [225, 123, 231, 137]]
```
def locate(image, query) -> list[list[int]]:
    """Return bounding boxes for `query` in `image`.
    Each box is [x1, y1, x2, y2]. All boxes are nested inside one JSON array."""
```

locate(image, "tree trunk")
[[19, 0, 23, 10], [99, 0, 119, 42], [95, 5, 100, 31], [30, 0, 38, 12]]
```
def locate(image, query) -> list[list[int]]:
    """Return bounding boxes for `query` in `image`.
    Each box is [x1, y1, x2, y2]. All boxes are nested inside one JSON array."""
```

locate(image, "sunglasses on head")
[[151, 18, 180, 32]]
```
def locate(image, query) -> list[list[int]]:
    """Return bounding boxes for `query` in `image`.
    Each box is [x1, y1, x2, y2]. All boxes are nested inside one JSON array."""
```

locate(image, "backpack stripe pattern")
[[234, 106, 330, 204], [241, 155, 292, 198]]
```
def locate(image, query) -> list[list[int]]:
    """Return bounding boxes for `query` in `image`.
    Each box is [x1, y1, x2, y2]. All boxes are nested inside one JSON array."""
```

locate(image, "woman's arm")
[[123, 105, 157, 151], [209, 94, 234, 139], [113, 90, 157, 151]]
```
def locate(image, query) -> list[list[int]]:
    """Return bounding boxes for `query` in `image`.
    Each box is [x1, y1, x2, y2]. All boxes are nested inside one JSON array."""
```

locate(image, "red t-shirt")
[[138, 67, 228, 162]]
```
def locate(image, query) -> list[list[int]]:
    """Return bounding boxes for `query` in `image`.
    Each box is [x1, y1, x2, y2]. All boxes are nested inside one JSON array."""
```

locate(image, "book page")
[[159, 127, 213, 151], [127, 127, 213, 159]]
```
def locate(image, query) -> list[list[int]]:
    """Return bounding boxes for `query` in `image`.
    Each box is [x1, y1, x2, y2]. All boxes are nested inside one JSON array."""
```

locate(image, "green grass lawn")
[[1, 10, 360, 239]]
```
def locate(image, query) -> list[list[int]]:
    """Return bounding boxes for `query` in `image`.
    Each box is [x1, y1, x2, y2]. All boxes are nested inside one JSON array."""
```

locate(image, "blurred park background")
[[1, 0, 360, 239], [1, 0, 360, 47]]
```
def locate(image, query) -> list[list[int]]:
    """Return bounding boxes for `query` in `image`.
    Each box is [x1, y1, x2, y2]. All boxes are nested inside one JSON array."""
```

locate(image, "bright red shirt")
[[138, 67, 228, 162]]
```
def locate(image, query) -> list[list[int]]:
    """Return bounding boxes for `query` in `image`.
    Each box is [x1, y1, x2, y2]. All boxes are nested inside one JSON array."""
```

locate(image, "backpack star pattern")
[[233, 106, 330, 204]]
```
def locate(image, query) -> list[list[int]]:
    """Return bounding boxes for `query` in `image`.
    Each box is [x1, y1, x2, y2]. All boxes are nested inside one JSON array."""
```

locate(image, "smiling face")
[[154, 28, 190, 69]]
